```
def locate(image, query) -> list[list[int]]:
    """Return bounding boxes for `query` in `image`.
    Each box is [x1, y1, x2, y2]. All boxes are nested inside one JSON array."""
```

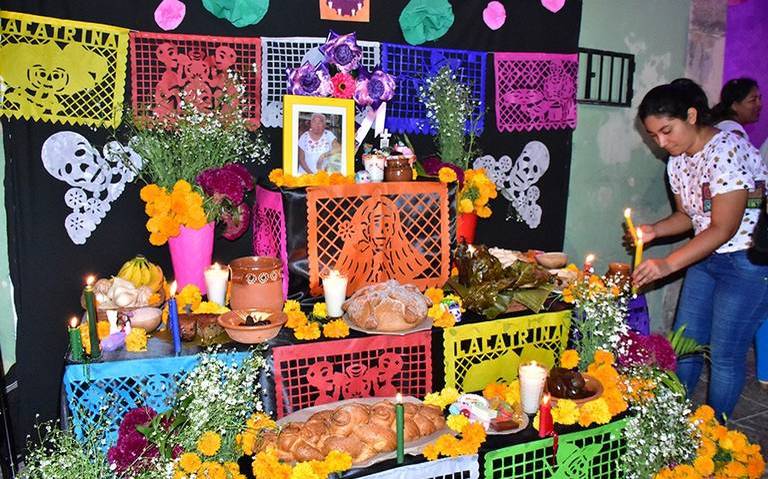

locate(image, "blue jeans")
[[673, 250, 768, 418], [757, 319, 768, 381]]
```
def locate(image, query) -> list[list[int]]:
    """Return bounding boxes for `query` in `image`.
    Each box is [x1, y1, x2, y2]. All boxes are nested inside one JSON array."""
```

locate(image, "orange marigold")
[[482, 383, 507, 401], [268, 168, 285, 187], [560, 349, 580, 369], [476, 205, 492, 219], [438, 167, 457, 183], [140, 184, 164, 202], [322, 319, 350, 338], [693, 456, 714, 476], [294, 321, 320, 340]]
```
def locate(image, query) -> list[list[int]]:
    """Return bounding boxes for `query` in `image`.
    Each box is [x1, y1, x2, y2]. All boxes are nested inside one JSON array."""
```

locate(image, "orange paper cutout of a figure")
[[336, 196, 429, 292]]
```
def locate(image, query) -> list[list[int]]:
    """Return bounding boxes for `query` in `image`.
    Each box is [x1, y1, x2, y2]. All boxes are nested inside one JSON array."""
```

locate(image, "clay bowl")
[[217, 309, 287, 344], [127, 307, 163, 332], [535, 252, 568, 269], [547, 373, 604, 406]]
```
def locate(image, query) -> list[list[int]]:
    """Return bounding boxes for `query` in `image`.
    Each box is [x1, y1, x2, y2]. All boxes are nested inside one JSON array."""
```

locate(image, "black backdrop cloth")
[[0, 0, 582, 452]]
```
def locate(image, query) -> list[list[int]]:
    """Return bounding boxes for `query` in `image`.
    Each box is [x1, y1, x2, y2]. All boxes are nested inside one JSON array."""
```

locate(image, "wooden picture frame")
[[282, 95, 355, 177]]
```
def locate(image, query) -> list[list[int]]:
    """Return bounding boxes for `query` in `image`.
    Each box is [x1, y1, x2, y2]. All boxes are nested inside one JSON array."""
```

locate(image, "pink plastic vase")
[[168, 222, 214, 294]]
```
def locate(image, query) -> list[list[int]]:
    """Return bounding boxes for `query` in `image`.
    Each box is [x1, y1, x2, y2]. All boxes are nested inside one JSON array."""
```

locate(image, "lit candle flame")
[[396, 392, 402, 403], [69, 316, 79, 328], [623, 208, 631, 219], [542, 393, 551, 405], [211, 262, 221, 270], [170, 281, 178, 297], [86, 275, 95, 287], [585, 254, 595, 264]]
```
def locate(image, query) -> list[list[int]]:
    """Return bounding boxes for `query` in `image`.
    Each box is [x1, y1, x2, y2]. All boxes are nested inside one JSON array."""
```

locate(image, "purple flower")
[[197, 164, 254, 205], [117, 407, 157, 437], [221, 203, 251, 240], [320, 31, 363, 73], [618, 331, 677, 371], [108, 430, 150, 472], [354, 66, 396, 108], [421, 154, 465, 184], [287, 62, 332, 96]]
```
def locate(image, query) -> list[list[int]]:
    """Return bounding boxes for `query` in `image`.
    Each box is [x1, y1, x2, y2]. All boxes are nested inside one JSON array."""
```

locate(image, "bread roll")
[[369, 401, 396, 428], [343, 280, 431, 332]]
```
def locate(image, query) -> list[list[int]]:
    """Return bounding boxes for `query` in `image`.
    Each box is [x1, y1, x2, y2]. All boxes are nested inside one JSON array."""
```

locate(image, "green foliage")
[[667, 325, 709, 360], [419, 66, 481, 169]]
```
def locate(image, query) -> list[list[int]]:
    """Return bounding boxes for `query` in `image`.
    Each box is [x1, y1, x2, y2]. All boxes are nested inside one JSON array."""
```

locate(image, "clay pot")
[[606, 262, 631, 288], [384, 154, 413, 182], [229, 256, 284, 312]]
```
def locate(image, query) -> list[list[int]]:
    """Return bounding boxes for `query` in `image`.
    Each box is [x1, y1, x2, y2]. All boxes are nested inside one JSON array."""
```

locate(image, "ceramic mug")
[[362, 153, 386, 182]]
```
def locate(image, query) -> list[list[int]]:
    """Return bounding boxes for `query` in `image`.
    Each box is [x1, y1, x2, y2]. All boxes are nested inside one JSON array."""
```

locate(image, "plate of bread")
[[342, 280, 433, 335], [262, 396, 450, 467]]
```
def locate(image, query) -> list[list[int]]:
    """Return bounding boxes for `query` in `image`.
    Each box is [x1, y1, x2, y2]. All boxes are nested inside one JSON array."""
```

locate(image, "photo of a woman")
[[297, 112, 342, 174]]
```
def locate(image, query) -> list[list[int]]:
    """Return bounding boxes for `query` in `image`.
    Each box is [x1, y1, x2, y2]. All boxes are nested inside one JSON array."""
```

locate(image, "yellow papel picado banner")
[[0, 11, 128, 128]]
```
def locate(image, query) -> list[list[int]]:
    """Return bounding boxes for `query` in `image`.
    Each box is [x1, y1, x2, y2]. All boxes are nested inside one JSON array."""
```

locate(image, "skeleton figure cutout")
[[41, 131, 142, 244], [473, 141, 550, 229], [335, 196, 430, 292]]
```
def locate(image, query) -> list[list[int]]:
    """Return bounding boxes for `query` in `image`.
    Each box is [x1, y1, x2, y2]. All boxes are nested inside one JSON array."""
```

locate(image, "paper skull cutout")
[[473, 141, 550, 229], [41, 131, 142, 244]]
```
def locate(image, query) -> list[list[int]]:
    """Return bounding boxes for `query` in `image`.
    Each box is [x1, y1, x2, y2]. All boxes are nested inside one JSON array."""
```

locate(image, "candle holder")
[[322, 269, 348, 318], [204, 262, 229, 306], [519, 361, 547, 414]]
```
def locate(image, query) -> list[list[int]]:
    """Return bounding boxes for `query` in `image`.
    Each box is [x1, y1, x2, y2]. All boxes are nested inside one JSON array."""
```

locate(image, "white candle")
[[519, 361, 548, 414], [322, 269, 348, 318], [204, 263, 229, 306]]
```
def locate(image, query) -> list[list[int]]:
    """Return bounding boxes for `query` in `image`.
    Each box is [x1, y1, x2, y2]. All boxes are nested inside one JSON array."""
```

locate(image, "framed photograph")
[[282, 95, 355, 177]]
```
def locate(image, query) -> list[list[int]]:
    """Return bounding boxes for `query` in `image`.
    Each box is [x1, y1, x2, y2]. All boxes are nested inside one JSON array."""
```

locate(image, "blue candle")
[[168, 281, 181, 355]]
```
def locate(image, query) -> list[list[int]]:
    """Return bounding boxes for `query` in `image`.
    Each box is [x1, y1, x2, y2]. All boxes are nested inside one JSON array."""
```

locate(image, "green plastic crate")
[[483, 419, 627, 479]]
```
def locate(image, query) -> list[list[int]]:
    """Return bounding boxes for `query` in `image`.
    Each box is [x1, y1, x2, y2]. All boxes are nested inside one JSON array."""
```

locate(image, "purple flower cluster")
[[287, 62, 332, 97], [108, 407, 158, 473], [196, 163, 254, 240], [354, 66, 396, 109], [320, 31, 362, 73], [285, 30, 396, 108], [618, 331, 677, 372]]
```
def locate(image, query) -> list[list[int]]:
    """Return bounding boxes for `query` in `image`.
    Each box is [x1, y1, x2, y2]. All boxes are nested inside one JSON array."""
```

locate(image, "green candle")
[[84, 276, 101, 359], [68, 317, 83, 362], [396, 393, 404, 464]]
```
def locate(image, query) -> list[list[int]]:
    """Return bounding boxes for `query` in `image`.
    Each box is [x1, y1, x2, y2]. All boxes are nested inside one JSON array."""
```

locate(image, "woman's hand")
[[637, 224, 657, 243], [632, 258, 673, 288]]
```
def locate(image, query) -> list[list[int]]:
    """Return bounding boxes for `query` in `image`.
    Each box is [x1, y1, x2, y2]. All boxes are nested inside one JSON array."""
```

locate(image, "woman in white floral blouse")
[[634, 82, 768, 420]]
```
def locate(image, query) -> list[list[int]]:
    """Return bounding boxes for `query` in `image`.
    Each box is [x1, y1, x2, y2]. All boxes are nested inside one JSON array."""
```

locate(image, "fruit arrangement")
[[116, 255, 164, 292], [87, 256, 165, 310]]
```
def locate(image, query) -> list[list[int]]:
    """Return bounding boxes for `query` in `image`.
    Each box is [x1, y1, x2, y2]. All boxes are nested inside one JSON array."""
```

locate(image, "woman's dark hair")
[[638, 80, 712, 126], [711, 77, 758, 122]]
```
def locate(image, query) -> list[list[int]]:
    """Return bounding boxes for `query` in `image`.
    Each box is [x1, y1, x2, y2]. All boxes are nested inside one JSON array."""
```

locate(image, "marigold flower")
[[482, 383, 507, 401], [268, 169, 285, 187], [438, 167, 457, 183], [552, 399, 580, 425], [285, 310, 309, 329], [294, 321, 321, 340], [322, 319, 349, 338], [693, 405, 715, 422], [446, 414, 469, 432], [560, 349, 580, 369], [283, 300, 301, 312], [424, 287, 444, 304], [323, 450, 353, 472], [433, 310, 456, 328], [197, 431, 222, 457], [179, 452, 202, 473], [691, 456, 714, 476], [312, 302, 327, 319], [458, 198, 474, 213], [476, 205, 492, 218], [125, 327, 148, 352]]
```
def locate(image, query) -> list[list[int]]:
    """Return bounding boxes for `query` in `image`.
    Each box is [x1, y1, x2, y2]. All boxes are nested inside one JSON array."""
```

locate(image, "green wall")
[[565, 0, 692, 331], [0, 128, 16, 372]]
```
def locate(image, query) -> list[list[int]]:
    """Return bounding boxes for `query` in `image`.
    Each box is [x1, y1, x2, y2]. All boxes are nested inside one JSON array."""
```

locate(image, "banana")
[[147, 264, 165, 293], [117, 255, 159, 288]]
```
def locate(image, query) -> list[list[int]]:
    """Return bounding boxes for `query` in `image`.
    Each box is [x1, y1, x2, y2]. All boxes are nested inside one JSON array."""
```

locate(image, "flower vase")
[[457, 212, 478, 244], [168, 222, 214, 294]]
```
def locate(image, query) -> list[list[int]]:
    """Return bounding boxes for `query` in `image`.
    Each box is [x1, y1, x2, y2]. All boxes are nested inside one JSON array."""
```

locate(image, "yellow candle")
[[624, 208, 637, 241], [634, 229, 644, 269]]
